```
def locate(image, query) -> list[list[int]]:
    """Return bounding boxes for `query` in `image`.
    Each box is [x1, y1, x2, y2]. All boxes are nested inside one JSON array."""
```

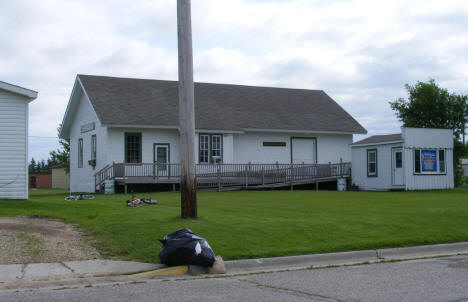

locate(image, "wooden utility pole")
[[177, 0, 197, 218]]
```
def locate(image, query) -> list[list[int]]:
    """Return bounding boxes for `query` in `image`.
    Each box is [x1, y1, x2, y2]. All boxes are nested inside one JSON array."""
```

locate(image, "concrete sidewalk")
[[1, 242, 468, 286], [0, 260, 163, 282]]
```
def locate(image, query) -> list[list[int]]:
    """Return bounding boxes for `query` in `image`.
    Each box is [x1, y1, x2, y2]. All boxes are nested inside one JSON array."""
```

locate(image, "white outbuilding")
[[0, 81, 37, 199], [351, 127, 454, 191]]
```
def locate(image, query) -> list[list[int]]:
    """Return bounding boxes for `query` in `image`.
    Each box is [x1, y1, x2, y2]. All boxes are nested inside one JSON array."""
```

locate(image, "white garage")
[[0, 81, 37, 199]]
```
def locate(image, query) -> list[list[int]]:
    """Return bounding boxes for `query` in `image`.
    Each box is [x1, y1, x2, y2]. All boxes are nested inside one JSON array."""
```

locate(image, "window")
[[395, 151, 402, 168], [211, 135, 222, 162], [414, 149, 446, 174], [78, 138, 83, 168], [439, 150, 445, 173], [367, 149, 377, 177], [156, 146, 168, 171], [414, 149, 421, 173], [199, 135, 209, 163], [199, 134, 223, 163], [91, 135, 97, 161], [125, 133, 142, 163]]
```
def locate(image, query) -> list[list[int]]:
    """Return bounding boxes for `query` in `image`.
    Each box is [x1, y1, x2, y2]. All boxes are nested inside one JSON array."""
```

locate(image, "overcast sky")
[[1, 0, 468, 161]]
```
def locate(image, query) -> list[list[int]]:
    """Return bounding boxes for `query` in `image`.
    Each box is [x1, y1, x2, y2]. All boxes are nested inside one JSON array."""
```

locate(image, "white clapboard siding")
[[403, 128, 454, 190], [0, 89, 29, 199], [69, 91, 108, 193]]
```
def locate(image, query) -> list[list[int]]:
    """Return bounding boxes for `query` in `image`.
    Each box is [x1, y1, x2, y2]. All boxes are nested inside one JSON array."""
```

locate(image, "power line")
[[28, 136, 58, 139]]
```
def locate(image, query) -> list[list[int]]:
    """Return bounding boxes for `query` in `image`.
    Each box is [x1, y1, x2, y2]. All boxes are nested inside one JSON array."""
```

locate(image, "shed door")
[[291, 138, 316, 164], [392, 148, 404, 185]]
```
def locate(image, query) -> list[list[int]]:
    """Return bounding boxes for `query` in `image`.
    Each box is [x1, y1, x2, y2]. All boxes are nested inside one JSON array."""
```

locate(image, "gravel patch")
[[0, 216, 100, 264]]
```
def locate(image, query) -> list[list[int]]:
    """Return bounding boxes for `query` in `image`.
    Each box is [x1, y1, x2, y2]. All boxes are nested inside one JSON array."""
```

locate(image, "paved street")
[[2, 254, 468, 302]]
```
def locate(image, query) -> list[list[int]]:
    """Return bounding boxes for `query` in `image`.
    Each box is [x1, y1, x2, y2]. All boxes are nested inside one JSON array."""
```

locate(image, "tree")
[[29, 158, 37, 173], [39, 159, 46, 172], [49, 124, 70, 172], [390, 79, 468, 185]]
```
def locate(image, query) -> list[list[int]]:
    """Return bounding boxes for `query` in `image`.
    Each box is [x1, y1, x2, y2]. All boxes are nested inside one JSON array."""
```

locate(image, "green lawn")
[[1, 188, 468, 263]]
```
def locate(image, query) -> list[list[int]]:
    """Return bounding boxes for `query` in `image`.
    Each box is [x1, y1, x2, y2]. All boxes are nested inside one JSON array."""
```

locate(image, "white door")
[[392, 148, 403, 185], [291, 138, 316, 164]]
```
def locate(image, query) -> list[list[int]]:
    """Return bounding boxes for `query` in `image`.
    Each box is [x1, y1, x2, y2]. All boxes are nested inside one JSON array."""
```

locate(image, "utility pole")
[[177, 0, 197, 218]]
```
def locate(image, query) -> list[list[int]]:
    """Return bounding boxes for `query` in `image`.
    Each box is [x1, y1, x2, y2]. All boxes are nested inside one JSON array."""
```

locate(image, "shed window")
[[395, 151, 402, 168], [414, 149, 446, 174], [78, 138, 83, 168], [367, 149, 377, 177], [414, 149, 421, 173], [439, 150, 445, 173], [125, 133, 142, 163]]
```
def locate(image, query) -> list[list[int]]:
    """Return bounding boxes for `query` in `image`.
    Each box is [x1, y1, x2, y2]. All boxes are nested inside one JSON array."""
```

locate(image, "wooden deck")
[[95, 162, 351, 192]]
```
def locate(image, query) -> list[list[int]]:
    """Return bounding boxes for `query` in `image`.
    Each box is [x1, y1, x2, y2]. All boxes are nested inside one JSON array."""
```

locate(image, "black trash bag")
[[158, 228, 215, 266]]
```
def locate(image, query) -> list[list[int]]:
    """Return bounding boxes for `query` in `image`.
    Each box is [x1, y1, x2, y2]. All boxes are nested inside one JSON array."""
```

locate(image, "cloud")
[[1, 0, 468, 160]]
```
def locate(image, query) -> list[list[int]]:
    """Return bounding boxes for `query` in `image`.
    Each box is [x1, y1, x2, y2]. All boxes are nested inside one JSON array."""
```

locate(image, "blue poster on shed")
[[421, 150, 437, 172]]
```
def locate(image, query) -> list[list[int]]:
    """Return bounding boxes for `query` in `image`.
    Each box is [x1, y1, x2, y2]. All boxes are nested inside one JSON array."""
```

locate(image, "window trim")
[[367, 148, 377, 177], [153, 143, 170, 164], [413, 148, 446, 175], [124, 132, 142, 163], [78, 138, 83, 168], [198, 133, 223, 163]]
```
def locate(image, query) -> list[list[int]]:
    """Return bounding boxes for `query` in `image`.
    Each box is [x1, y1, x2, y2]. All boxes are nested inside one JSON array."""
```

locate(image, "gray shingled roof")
[[353, 134, 402, 145], [78, 75, 366, 134]]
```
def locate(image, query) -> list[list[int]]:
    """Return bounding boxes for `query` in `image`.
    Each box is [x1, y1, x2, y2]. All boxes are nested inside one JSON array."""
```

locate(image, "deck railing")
[[95, 162, 351, 191]]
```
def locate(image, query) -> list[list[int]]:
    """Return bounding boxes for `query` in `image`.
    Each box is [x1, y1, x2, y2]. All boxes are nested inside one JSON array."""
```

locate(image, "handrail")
[[94, 162, 351, 191]]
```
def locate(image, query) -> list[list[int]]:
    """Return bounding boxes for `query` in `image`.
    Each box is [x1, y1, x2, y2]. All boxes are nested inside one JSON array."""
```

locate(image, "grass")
[[1, 188, 468, 263], [16, 232, 44, 263]]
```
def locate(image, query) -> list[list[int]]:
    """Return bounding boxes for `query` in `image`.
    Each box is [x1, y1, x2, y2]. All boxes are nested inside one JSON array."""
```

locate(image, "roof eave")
[[0, 81, 38, 100], [351, 140, 404, 147], [242, 128, 366, 135], [106, 124, 245, 134], [59, 76, 85, 139]]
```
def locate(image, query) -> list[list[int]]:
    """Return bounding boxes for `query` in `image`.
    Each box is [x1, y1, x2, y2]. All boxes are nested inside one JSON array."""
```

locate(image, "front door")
[[392, 147, 403, 185], [154, 144, 169, 174]]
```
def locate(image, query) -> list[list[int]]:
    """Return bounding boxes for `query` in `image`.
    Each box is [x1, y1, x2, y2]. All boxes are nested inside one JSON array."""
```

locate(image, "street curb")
[[132, 266, 189, 278], [1, 241, 468, 287], [222, 242, 468, 275]]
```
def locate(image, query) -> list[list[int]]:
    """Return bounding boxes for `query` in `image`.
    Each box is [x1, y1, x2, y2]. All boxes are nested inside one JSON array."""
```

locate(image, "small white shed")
[[351, 128, 454, 191], [0, 81, 37, 199]]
